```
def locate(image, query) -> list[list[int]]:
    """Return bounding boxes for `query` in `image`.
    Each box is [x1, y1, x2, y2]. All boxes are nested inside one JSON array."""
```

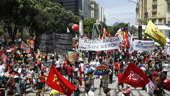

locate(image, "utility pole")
[[79, 14, 84, 37], [79, 9, 84, 37]]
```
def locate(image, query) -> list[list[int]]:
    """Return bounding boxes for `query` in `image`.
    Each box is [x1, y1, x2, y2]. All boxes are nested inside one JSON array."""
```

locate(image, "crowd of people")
[[0, 38, 169, 96]]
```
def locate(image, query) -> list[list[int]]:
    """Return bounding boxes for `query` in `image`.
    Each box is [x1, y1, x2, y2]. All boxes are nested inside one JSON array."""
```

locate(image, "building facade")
[[136, 0, 167, 25], [136, 0, 170, 41], [98, 5, 105, 22], [166, 0, 170, 39], [89, 0, 105, 22], [81, 0, 90, 19], [166, 0, 170, 25], [50, 0, 80, 15], [50, 0, 105, 22]]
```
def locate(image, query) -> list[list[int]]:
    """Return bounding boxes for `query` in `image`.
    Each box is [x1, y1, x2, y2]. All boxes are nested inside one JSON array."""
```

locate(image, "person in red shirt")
[[114, 60, 119, 76], [67, 64, 73, 83], [38, 71, 47, 96], [117, 72, 124, 90]]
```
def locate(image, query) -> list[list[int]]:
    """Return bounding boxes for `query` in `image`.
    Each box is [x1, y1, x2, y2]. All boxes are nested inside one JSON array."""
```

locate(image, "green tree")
[[83, 18, 107, 38], [107, 23, 128, 36], [83, 18, 96, 37], [0, 0, 79, 43]]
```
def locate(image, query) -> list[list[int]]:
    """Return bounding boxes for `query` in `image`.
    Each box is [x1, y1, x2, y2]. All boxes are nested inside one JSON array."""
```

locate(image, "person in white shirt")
[[55, 58, 60, 71], [80, 61, 84, 77], [85, 89, 95, 96], [0, 63, 5, 77], [88, 89, 95, 96]]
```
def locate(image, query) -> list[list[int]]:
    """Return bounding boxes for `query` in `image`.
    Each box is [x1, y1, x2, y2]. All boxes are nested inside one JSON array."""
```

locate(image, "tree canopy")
[[83, 18, 107, 37], [0, 0, 79, 41], [107, 23, 128, 36]]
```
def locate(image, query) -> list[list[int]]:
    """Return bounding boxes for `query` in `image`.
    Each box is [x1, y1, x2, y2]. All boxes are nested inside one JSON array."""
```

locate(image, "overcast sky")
[[96, 0, 137, 26]]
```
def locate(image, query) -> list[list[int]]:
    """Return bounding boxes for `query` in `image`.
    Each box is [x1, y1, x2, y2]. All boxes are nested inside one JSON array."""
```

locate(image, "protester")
[[114, 60, 119, 76], [67, 64, 73, 83], [0, 34, 169, 96], [73, 77, 80, 96], [120, 86, 131, 96]]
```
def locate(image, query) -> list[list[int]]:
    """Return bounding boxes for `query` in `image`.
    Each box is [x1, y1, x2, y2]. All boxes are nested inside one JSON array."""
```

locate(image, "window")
[[152, 19, 156, 24], [152, 12, 157, 16], [152, 5, 157, 9], [158, 19, 162, 24]]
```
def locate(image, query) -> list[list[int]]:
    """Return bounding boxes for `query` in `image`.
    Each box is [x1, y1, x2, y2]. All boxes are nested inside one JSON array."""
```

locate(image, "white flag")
[[129, 35, 134, 54]]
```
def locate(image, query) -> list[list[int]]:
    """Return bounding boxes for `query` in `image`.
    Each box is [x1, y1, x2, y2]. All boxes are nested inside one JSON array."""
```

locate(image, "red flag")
[[119, 62, 149, 87], [0, 51, 3, 57], [124, 31, 130, 48], [79, 65, 82, 86], [162, 78, 170, 91], [46, 65, 75, 96]]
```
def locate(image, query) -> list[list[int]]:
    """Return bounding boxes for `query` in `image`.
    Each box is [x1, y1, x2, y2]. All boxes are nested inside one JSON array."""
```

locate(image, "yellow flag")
[[145, 21, 166, 46]]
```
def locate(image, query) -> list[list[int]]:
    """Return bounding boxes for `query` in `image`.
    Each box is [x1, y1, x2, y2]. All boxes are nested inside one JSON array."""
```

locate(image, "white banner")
[[78, 37, 120, 51], [133, 40, 155, 51]]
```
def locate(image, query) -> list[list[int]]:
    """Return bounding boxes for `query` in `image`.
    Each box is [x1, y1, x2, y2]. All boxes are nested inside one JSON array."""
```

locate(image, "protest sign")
[[68, 51, 82, 63], [78, 37, 120, 51], [133, 40, 155, 51]]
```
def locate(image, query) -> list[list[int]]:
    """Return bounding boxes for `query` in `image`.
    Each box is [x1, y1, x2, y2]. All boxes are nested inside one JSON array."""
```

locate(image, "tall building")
[[166, 0, 170, 25], [98, 5, 105, 22], [50, 0, 80, 15], [136, 0, 170, 40], [50, 0, 90, 18], [50, 0, 105, 22], [89, 0, 105, 22], [166, 0, 170, 39], [136, 0, 167, 25], [63, 0, 79, 15], [81, 0, 90, 19]]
